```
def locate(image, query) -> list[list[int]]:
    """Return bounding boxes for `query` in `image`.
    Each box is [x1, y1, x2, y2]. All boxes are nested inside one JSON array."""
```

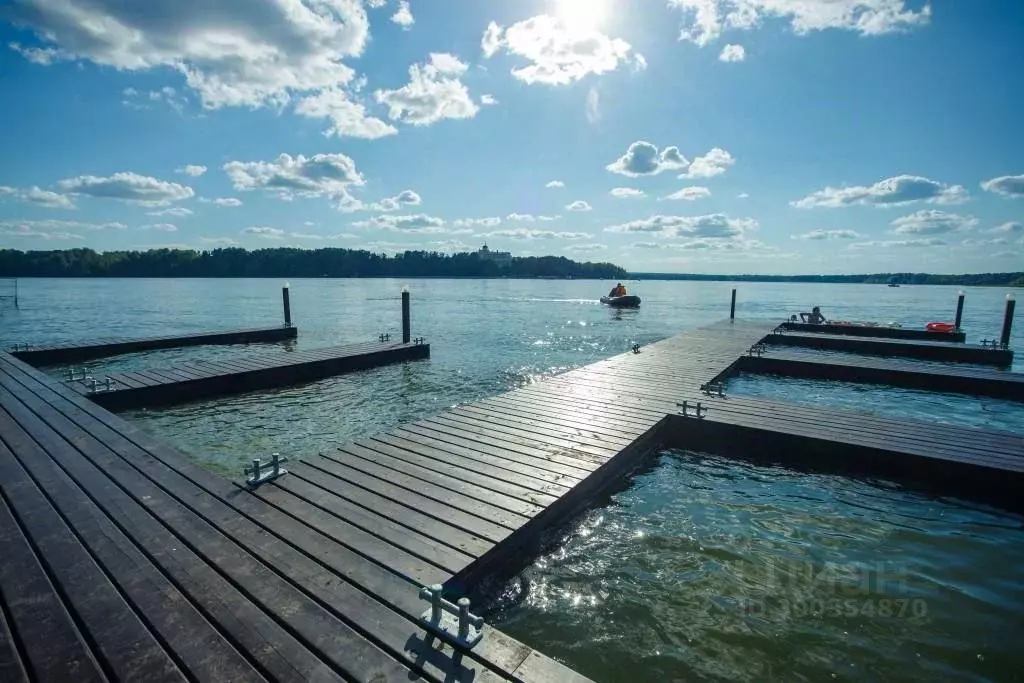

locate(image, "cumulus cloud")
[[991, 221, 1023, 234], [375, 53, 479, 126], [610, 187, 645, 198], [481, 94, 498, 105], [453, 216, 502, 227], [507, 213, 559, 222], [224, 153, 362, 209], [353, 213, 448, 233], [684, 148, 735, 178], [488, 229, 589, 240], [565, 243, 608, 252], [719, 44, 745, 61], [662, 186, 711, 201], [176, 165, 207, 177], [294, 88, 398, 139], [792, 175, 968, 209], [7, 0, 371, 110], [199, 237, 240, 246], [146, 207, 193, 217], [363, 189, 422, 212], [0, 219, 125, 241], [139, 223, 178, 232], [200, 197, 243, 207], [980, 174, 1024, 198], [792, 229, 861, 240], [391, 0, 414, 29], [890, 210, 977, 235], [669, 0, 930, 47], [242, 226, 286, 239], [0, 185, 76, 209], [58, 172, 194, 206], [607, 141, 690, 177], [546, 180, 565, 188], [566, 200, 592, 212], [852, 238, 947, 248], [481, 14, 640, 85], [606, 214, 757, 238]]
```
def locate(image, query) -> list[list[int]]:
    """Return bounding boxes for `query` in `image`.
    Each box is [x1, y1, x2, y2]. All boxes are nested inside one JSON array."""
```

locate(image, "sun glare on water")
[[554, 0, 609, 31]]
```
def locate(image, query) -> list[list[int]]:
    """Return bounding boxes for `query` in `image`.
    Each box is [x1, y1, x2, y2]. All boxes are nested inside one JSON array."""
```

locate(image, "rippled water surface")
[[491, 450, 1024, 683]]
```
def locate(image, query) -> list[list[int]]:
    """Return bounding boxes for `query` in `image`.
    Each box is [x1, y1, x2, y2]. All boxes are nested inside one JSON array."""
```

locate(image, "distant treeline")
[[0, 247, 627, 279], [630, 272, 1024, 287]]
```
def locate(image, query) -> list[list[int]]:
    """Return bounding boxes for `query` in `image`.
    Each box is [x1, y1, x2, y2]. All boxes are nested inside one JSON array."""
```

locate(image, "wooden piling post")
[[282, 282, 292, 328], [954, 290, 965, 330], [730, 288, 737, 320], [1000, 293, 1015, 349], [401, 287, 411, 344]]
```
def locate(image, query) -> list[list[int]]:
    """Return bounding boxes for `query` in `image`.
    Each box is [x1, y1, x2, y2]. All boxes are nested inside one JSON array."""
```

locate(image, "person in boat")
[[607, 283, 627, 298], [800, 306, 827, 324]]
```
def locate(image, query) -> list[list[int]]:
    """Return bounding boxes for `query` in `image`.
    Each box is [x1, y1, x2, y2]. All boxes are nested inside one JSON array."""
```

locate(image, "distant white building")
[[477, 243, 511, 266]]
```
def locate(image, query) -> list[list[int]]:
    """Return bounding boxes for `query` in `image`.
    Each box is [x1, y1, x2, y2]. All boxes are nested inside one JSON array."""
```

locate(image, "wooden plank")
[[767, 331, 1013, 366], [781, 320, 967, 343], [0, 585, 29, 683]]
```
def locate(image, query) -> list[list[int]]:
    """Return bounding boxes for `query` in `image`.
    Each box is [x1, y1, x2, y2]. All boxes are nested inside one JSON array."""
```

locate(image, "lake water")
[[2, 277, 1022, 682]]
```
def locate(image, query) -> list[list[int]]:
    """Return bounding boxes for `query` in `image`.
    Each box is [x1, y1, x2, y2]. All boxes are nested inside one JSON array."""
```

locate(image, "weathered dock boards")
[[10, 325, 298, 365], [767, 329, 1014, 366], [781, 320, 967, 343], [66, 340, 431, 409], [0, 350, 588, 683], [739, 349, 1024, 400]]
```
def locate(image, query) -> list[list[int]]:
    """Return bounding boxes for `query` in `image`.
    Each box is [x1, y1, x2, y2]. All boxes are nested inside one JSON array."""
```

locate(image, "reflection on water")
[[491, 450, 1024, 683], [726, 373, 1024, 435]]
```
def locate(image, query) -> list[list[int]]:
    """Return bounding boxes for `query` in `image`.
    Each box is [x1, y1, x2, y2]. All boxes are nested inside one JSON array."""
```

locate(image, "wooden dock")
[[781, 320, 967, 343], [767, 328, 1014, 366], [10, 325, 298, 366], [739, 348, 1024, 400], [1, 317, 1022, 681], [65, 340, 431, 410]]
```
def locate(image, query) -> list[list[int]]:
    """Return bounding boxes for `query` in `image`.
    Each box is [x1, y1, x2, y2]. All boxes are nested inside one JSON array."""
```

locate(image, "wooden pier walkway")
[[10, 325, 298, 366], [767, 328, 1014, 366], [781, 320, 967, 343], [65, 340, 431, 410], [740, 348, 1024, 400], [2, 317, 1022, 682]]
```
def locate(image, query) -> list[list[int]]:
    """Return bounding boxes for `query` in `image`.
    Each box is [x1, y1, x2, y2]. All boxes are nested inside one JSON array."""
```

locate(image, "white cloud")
[[481, 94, 498, 105], [564, 243, 607, 252], [980, 174, 1024, 198], [121, 86, 187, 113], [992, 250, 1021, 258], [890, 210, 977, 235], [391, 1, 414, 29], [481, 14, 638, 85], [737, 192, 750, 199], [586, 86, 600, 123], [683, 148, 735, 178], [294, 88, 398, 139], [147, 207, 193, 217], [0, 222, 82, 240], [224, 153, 363, 209], [566, 200, 592, 212], [607, 141, 690, 177], [367, 0, 387, 8], [242, 226, 286, 239], [366, 189, 422, 211], [488, 229, 589, 240], [176, 165, 207, 177], [202, 197, 243, 207], [453, 216, 502, 227], [606, 213, 757, 238], [199, 236, 239, 246], [58, 172, 194, 206], [662, 186, 711, 201], [506, 213, 559, 222], [610, 187, 645, 198], [0, 219, 125, 231], [139, 223, 178, 232], [792, 175, 968, 209], [353, 213, 448, 233], [991, 221, 1023, 234], [8, 42, 63, 64], [0, 185, 76, 209], [719, 44, 745, 62], [792, 229, 861, 240], [7, 0, 371, 109], [669, 0, 930, 47], [375, 53, 479, 126], [851, 238, 947, 248], [546, 180, 565, 188]]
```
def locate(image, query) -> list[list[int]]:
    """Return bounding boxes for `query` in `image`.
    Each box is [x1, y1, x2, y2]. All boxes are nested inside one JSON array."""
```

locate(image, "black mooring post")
[[730, 288, 737, 320], [282, 282, 292, 327], [1000, 294, 1016, 349], [401, 288, 411, 344], [954, 290, 965, 330]]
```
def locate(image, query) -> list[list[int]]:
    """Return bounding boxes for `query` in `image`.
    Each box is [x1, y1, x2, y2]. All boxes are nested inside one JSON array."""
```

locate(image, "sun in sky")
[[554, 0, 610, 31]]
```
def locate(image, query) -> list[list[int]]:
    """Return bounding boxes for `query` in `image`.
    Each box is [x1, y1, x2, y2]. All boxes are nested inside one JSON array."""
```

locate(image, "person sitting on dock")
[[800, 306, 828, 324], [608, 283, 627, 297]]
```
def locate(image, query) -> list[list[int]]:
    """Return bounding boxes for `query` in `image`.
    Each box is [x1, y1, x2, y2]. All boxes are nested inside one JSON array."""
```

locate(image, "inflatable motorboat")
[[601, 295, 641, 308]]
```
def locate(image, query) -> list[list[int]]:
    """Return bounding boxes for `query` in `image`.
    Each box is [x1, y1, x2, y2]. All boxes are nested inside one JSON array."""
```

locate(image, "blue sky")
[[1, 0, 1022, 274]]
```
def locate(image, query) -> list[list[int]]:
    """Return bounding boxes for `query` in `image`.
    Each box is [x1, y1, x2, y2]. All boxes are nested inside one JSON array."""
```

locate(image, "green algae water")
[[490, 450, 1024, 683]]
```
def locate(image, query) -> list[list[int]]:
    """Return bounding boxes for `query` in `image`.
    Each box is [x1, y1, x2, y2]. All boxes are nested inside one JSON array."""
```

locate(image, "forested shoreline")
[[0, 247, 627, 279]]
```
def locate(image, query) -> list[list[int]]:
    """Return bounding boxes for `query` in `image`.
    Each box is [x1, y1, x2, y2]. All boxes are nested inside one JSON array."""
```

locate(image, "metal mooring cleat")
[[418, 584, 484, 649], [245, 453, 289, 487]]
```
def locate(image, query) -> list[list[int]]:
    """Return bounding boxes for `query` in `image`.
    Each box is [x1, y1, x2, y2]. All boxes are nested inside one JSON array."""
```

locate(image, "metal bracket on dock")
[[747, 342, 767, 357], [244, 453, 288, 487], [632, 343, 641, 354], [418, 584, 483, 650], [9, 343, 32, 352], [413, 336, 426, 345], [379, 333, 391, 343], [677, 401, 707, 418], [699, 382, 725, 397], [86, 376, 118, 394], [63, 367, 86, 382], [979, 338, 1004, 350]]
